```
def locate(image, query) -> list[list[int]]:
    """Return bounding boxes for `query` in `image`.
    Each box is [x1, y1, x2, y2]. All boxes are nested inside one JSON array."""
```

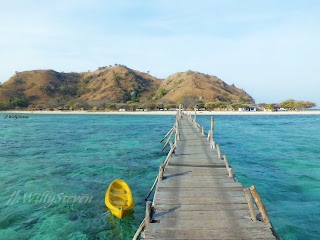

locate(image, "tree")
[[216, 101, 228, 108], [204, 102, 215, 110], [156, 103, 164, 109], [144, 103, 156, 110], [11, 98, 28, 107], [304, 101, 316, 109], [280, 99, 316, 110], [196, 100, 205, 109], [231, 103, 248, 109], [295, 101, 316, 110], [280, 99, 296, 109], [130, 97, 138, 102], [66, 99, 75, 107], [159, 88, 167, 97], [266, 104, 274, 110], [0, 102, 9, 110]]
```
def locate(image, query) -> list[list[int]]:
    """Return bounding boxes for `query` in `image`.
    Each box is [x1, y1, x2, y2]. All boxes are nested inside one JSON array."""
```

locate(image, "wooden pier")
[[133, 110, 278, 239]]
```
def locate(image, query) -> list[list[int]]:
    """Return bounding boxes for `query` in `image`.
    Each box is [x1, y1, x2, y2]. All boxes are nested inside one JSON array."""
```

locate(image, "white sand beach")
[[2, 110, 320, 115]]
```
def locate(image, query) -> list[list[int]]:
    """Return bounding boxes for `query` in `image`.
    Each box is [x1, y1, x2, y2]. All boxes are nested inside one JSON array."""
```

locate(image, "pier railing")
[[133, 109, 182, 240]]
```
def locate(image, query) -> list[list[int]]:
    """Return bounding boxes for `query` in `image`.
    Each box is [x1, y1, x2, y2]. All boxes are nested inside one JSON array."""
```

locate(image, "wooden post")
[[207, 130, 211, 141], [158, 164, 164, 182], [176, 123, 180, 141], [243, 188, 257, 221], [201, 126, 205, 135], [145, 201, 151, 224], [211, 116, 214, 138], [216, 144, 222, 159], [194, 109, 197, 124], [249, 185, 270, 223], [223, 155, 230, 169], [228, 168, 235, 178], [212, 140, 216, 149]]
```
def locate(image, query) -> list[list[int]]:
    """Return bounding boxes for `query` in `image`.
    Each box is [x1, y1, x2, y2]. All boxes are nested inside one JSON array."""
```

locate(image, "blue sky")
[[1, 0, 320, 105]]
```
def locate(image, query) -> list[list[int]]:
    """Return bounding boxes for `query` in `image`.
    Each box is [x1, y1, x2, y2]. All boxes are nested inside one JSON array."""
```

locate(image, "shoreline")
[[1, 110, 320, 115]]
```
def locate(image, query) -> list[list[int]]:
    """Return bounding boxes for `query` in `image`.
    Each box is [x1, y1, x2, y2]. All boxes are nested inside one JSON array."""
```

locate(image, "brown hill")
[[0, 66, 161, 106], [0, 70, 81, 105], [159, 70, 253, 104], [0, 67, 254, 109], [78, 66, 161, 103]]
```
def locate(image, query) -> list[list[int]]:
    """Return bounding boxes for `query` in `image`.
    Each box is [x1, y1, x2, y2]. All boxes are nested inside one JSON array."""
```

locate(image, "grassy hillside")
[[159, 70, 253, 104], [0, 66, 254, 110]]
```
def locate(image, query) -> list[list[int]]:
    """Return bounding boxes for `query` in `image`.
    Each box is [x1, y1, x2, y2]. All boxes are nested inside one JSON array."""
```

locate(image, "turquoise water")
[[0, 114, 319, 239]]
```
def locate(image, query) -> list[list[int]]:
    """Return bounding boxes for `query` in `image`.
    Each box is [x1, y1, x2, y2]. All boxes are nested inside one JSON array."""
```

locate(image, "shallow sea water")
[[0, 114, 319, 239]]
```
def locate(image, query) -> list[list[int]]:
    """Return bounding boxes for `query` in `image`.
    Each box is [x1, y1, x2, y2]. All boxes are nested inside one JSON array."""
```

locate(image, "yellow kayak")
[[105, 179, 134, 219]]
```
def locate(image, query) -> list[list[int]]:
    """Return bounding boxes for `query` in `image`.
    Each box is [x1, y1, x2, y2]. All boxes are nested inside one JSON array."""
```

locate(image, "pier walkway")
[[133, 111, 278, 240]]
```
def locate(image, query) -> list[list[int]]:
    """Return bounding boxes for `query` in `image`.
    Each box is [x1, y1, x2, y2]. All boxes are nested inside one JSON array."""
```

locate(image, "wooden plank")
[[156, 186, 244, 192], [169, 158, 224, 164], [164, 166, 228, 173], [142, 229, 276, 239], [153, 197, 247, 205], [164, 173, 229, 178], [152, 210, 253, 220], [157, 181, 243, 188], [161, 176, 236, 183], [147, 219, 271, 230], [154, 203, 253, 212], [168, 163, 227, 168], [154, 190, 246, 198], [169, 159, 224, 164]]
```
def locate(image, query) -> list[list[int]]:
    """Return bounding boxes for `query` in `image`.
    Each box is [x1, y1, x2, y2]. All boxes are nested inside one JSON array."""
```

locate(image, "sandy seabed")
[[1, 110, 320, 115]]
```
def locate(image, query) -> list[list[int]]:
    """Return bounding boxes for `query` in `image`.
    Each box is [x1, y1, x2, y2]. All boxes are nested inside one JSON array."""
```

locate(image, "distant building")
[[119, 109, 126, 111], [238, 105, 257, 112]]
